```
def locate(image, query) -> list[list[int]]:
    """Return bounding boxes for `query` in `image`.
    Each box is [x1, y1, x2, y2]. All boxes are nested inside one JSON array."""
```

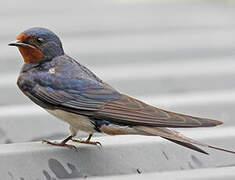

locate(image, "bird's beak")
[[8, 41, 36, 49]]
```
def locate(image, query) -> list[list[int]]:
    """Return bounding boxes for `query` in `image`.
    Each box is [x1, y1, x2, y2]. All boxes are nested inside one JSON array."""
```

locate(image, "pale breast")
[[46, 109, 96, 133]]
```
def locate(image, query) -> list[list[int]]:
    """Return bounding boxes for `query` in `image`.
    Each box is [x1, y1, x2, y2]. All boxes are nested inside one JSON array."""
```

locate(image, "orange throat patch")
[[16, 33, 43, 63], [18, 46, 43, 63]]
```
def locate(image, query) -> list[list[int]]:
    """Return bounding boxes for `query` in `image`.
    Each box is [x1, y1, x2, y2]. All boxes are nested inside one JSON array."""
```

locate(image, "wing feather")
[[19, 61, 222, 128], [94, 94, 222, 128]]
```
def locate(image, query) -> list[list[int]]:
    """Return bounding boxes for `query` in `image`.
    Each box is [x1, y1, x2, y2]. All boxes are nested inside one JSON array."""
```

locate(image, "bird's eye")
[[36, 37, 44, 44]]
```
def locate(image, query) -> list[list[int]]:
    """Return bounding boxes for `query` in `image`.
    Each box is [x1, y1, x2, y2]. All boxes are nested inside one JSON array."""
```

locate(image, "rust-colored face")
[[9, 27, 64, 63], [15, 33, 43, 63], [16, 33, 28, 42]]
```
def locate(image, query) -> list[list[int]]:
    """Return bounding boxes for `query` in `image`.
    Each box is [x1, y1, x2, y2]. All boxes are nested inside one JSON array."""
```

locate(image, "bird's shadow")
[[43, 158, 85, 180]]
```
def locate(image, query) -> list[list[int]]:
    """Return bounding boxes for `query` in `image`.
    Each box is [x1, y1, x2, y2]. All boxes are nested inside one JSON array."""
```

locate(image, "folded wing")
[[94, 94, 222, 128], [22, 69, 222, 128]]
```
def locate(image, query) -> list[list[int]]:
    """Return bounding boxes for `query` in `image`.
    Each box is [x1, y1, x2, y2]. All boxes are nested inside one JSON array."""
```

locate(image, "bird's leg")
[[72, 134, 102, 146], [42, 135, 77, 150]]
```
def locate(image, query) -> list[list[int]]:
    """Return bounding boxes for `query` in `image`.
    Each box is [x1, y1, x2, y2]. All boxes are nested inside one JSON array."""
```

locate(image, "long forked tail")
[[134, 126, 235, 155]]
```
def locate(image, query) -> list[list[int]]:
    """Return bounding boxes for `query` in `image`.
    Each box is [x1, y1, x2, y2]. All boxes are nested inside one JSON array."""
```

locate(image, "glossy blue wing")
[[24, 72, 121, 112]]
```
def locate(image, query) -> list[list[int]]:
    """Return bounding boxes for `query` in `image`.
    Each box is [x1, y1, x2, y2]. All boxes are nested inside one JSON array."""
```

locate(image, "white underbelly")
[[46, 109, 96, 133]]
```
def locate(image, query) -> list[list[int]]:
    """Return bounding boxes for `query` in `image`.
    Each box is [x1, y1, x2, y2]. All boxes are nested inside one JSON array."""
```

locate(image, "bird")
[[9, 27, 235, 155]]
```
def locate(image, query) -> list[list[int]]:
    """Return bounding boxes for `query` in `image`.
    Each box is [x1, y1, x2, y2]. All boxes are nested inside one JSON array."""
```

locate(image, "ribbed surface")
[[1, 0, 235, 179]]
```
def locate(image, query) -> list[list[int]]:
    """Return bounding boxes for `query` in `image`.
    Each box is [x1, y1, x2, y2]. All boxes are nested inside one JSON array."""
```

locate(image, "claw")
[[96, 141, 102, 147], [42, 140, 78, 151], [71, 138, 102, 147]]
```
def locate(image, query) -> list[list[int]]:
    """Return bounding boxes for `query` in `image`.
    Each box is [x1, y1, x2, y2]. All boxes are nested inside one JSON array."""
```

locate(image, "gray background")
[[0, 0, 235, 179]]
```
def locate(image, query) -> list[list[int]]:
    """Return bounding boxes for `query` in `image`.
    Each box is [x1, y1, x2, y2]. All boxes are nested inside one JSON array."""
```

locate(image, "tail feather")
[[135, 126, 235, 155], [207, 145, 235, 154], [163, 138, 209, 155]]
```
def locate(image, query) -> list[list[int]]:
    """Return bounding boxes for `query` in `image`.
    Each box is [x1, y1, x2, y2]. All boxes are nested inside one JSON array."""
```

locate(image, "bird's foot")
[[42, 140, 78, 151], [71, 138, 102, 147]]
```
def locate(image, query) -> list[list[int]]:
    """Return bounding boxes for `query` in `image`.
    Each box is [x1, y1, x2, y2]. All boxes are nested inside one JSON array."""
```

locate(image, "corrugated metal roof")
[[1, 0, 235, 179]]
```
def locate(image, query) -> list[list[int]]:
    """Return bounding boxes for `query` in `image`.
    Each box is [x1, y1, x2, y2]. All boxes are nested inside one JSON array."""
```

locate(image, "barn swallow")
[[9, 27, 235, 155]]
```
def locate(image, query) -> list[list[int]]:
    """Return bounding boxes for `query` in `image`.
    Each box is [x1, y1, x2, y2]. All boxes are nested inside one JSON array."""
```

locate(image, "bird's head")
[[9, 27, 64, 63]]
